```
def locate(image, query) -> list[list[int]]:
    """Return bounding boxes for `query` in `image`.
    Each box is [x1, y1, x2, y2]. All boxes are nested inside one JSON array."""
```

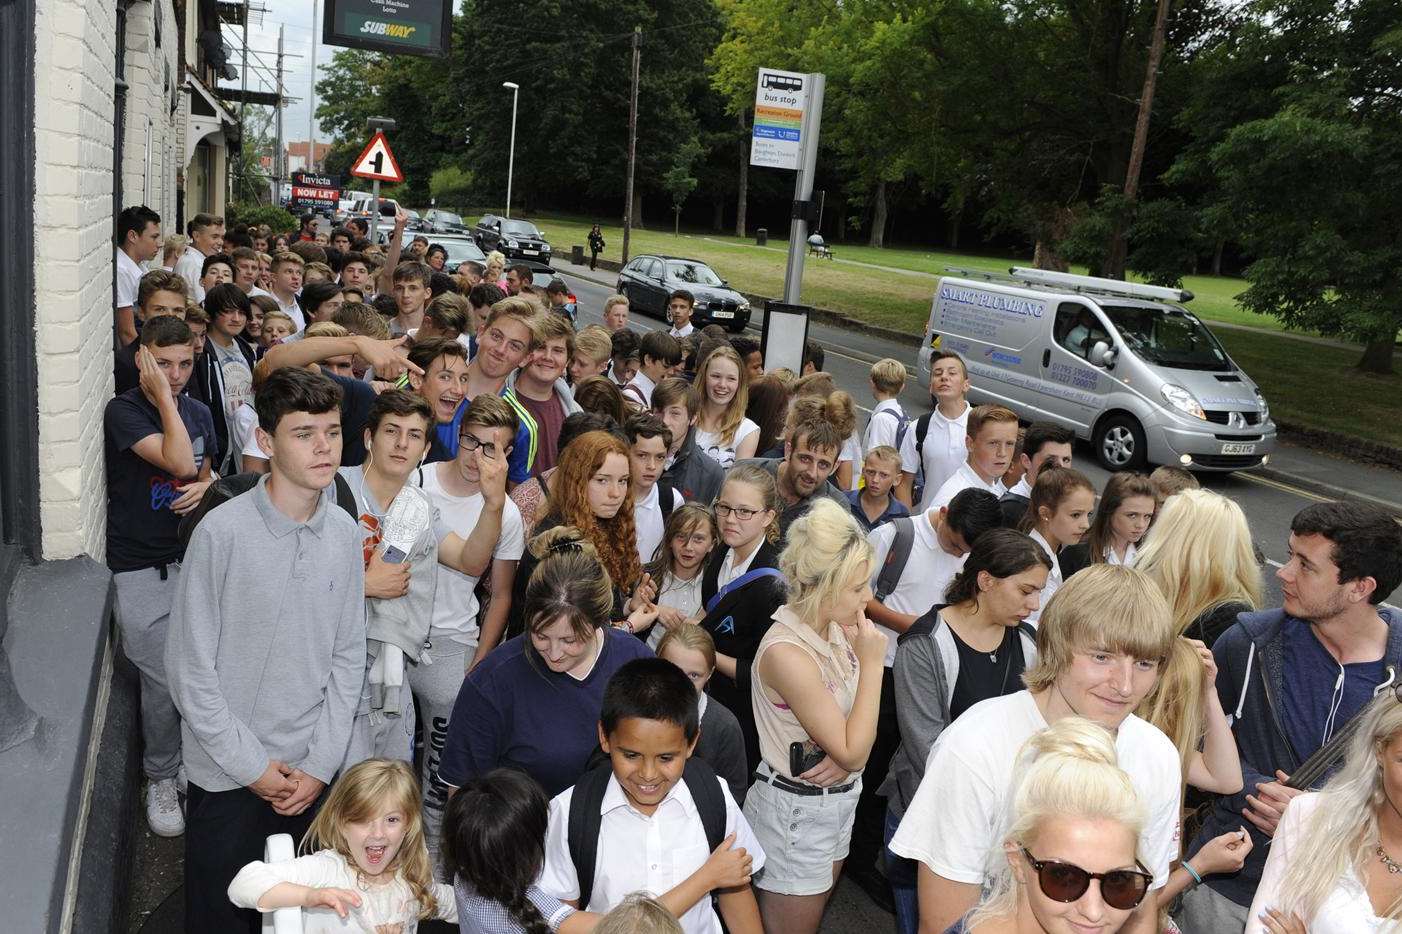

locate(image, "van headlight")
[[1161, 384, 1205, 420], [1255, 388, 1270, 423]]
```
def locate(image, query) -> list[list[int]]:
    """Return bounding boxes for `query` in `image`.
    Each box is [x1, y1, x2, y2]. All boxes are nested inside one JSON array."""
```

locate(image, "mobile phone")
[[790, 740, 825, 777]]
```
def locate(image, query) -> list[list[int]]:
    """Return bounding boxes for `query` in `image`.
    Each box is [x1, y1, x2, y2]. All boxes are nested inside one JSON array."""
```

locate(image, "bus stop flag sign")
[[751, 69, 809, 170]]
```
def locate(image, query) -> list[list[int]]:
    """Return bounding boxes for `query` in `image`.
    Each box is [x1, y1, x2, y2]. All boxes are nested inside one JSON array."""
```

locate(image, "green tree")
[[663, 138, 703, 234], [1182, 0, 1402, 372]]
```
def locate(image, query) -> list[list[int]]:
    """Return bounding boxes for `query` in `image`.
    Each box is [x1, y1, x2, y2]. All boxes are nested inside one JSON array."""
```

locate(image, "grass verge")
[[527, 211, 1302, 335]]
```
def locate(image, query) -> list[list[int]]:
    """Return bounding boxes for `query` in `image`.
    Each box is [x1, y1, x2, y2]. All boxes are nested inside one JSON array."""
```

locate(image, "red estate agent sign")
[[350, 131, 404, 183]]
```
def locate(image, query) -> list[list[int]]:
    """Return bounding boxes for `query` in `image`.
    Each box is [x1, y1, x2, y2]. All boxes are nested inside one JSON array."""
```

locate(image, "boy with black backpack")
[[863, 358, 908, 453], [896, 351, 972, 512], [541, 658, 766, 934]]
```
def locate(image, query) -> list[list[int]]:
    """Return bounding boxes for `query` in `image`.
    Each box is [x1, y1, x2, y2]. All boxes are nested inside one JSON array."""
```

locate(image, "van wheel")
[[1094, 415, 1146, 471]]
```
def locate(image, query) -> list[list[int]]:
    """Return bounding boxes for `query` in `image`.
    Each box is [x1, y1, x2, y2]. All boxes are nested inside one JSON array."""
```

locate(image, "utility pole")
[[621, 26, 641, 264], [275, 24, 285, 200], [782, 74, 825, 304], [238, 0, 250, 201], [307, 0, 318, 172]]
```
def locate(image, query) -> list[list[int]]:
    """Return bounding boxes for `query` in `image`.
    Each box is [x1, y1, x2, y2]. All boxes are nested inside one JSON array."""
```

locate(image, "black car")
[[474, 214, 552, 263], [616, 255, 753, 333], [423, 209, 470, 235]]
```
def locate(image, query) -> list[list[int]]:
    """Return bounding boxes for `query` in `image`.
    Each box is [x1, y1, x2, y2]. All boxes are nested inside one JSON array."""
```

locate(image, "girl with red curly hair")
[[504, 430, 658, 639]]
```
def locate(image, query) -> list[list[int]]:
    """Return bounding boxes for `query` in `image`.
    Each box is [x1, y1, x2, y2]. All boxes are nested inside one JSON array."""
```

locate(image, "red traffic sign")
[[350, 131, 404, 183]]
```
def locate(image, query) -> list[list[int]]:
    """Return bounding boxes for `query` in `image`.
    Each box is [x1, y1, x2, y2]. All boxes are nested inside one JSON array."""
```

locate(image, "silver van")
[[916, 268, 1276, 472]]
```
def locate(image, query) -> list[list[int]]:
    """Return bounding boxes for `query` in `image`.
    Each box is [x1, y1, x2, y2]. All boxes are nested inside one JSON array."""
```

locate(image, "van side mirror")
[[1090, 340, 1115, 367]]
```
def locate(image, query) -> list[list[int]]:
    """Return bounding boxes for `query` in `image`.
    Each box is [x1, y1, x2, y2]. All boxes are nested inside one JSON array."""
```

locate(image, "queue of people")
[[104, 202, 1402, 934]]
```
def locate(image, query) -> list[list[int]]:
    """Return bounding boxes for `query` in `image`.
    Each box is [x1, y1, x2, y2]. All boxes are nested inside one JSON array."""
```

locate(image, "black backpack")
[[177, 471, 357, 553], [566, 758, 727, 909], [658, 479, 677, 523], [910, 413, 933, 504]]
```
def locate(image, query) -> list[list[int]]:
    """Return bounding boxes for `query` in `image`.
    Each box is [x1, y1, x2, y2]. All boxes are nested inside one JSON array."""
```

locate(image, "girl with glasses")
[[699, 464, 786, 773], [959, 717, 1153, 934]]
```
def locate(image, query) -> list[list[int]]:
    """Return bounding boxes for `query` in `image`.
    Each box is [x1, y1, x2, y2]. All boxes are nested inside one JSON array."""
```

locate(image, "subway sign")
[[322, 0, 451, 57]]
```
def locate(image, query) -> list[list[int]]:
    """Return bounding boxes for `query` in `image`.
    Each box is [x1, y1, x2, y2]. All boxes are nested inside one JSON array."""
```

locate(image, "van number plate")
[[1220, 442, 1256, 455]]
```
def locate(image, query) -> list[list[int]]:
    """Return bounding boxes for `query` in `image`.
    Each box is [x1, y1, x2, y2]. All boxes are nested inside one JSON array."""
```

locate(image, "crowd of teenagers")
[[108, 202, 1402, 934]]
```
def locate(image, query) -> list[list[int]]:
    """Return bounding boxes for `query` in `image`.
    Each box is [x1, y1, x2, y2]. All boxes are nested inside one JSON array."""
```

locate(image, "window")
[[1053, 302, 1109, 360]]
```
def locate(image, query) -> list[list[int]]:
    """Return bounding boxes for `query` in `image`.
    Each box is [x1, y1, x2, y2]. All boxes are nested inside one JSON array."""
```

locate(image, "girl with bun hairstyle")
[[437, 527, 653, 798], [958, 717, 1152, 933], [743, 498, 888, 934]]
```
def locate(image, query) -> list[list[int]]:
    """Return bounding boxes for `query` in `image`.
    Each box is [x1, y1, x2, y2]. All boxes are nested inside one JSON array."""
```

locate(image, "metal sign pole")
[[369, 177, 381, 245], [782, 74, 825, 304]]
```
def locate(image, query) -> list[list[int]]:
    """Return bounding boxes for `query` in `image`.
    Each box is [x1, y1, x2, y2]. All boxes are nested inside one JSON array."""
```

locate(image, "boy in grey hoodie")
[[166, 367, 366, 931]]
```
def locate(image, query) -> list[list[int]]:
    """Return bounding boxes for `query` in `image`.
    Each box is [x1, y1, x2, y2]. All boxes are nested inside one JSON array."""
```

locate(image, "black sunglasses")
[[1019, 846, 1152, 911]]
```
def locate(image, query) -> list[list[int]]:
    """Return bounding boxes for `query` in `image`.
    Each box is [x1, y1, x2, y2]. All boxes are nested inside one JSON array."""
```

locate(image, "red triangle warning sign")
[[350, 131, 404, 183]]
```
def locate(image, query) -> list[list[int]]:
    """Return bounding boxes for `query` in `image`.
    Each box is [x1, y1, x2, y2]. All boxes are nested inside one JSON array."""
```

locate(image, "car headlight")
[[1255, 388, 1270, 423], [505, 238, 518, 248], [1161, 384, 1205, 420], [738, 301, 750, 313]]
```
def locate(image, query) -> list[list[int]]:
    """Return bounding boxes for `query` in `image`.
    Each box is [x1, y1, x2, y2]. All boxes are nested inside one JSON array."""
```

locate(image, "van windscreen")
[[1100, 305, 1232, 371]]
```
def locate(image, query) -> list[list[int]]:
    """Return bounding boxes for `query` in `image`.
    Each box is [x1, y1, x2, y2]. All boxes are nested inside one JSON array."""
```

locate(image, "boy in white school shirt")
[[897, 351, 971, 512], [863, 358, 908, 453], [627, 413, 685, 565], [542, 658, 765, 934], [846, 487, 1004, 900], [928, 404, 1020, 510], [888, 565, 1182, 934]]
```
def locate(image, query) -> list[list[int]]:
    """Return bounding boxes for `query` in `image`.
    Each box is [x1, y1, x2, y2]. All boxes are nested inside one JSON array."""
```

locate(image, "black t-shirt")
[[322, 368, 372, 467], [104, 388, 218, 572], [948, 624, 1027, 721]]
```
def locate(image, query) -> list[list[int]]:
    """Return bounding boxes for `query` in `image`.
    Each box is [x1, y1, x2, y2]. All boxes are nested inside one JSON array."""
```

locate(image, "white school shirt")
[[647, 572, 706, 650], [929, 461, 1006, 511], [899, 401, 970, 512], [694, 418, 759, 470], [116, 248, 144, 310], [174, 245, 206, 301], [863, 398, 905, 453], [1105, 541, 1137, 566], [541, 772, 766, 934], [1006, 476, 1032, 500], [1246, 792, 1387, 934], [623, 369, 658, 410], [1026, 527, 1062, 625], [669, 323, 696, 339], [889, 690, 1180, 891], [867, 509, 967, 666], [228, 848, 457, 932], [416, 465, 526, 645], [634, 482, 685, 565], [275, 292, 307, 332], [717, 541, 763, 589], [840, 430, 864, 491]]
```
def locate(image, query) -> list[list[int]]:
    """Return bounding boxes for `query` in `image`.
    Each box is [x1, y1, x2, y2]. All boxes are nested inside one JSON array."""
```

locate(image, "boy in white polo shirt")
[[846, 487, 1004, 903], [888, 565, 1181, 934], [542, 658, 765, 933], [628, 413, 685, 565], [897, 351, 971, 512], [928, 404, 1020, 510], [863, 358, 908, 452]]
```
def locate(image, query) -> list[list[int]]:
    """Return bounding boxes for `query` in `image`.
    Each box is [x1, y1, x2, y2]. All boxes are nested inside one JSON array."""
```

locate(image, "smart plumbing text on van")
[[939, 284, 1046, 318]]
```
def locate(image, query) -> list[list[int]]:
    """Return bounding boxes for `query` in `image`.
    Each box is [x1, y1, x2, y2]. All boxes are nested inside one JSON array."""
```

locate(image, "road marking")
[[1239, 472, 1329, 503]]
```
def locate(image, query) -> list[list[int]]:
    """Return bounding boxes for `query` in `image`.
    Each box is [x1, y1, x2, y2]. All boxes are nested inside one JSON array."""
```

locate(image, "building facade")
[[0, 1, 240, 929]]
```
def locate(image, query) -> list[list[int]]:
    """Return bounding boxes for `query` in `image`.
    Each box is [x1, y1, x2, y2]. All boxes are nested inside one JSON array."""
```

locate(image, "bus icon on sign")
[[761, 73, 803, 92]]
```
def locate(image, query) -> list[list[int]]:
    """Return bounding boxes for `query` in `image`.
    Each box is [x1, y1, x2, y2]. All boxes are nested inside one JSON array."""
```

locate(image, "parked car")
[[615, 254, 752, 333], [345, 196, 402, 242], [473, 214, 552, 263], [423, 209, 470, 235], [917, 266, 1276, 472], [401, 232, 486, 269], [403, 209, 432, 233], [335, 192, 370, 223]]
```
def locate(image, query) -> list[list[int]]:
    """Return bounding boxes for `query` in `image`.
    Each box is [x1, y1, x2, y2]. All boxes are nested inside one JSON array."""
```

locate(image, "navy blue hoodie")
[[1188, 606, 1402, 907]]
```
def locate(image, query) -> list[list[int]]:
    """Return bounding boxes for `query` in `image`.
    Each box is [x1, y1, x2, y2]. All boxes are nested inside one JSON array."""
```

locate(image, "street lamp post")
[[502, 82, 519, 218]]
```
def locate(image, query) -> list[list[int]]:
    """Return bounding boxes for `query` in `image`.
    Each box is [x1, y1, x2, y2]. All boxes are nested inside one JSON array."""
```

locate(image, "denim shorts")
[[743, 763, 863, 896]]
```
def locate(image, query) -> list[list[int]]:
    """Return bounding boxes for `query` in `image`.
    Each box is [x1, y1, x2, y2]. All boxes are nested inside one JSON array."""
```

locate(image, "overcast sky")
[[218, 1, 466, 149]]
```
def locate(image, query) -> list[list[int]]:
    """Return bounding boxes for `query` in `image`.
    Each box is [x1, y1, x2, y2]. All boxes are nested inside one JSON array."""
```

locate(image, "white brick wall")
[[121, 1, 181, 224], [33, 0, 119, 561]]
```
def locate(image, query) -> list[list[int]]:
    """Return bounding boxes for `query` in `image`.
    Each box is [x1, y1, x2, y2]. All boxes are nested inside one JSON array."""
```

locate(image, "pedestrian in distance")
[[588, 224, 606, 270]]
